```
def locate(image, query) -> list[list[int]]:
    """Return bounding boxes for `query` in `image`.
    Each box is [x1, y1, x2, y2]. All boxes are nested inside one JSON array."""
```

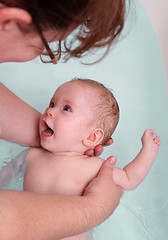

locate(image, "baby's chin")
[[39, 139, 51, 152], [39, 141, 67, 154], [40, 138, 86, 155]]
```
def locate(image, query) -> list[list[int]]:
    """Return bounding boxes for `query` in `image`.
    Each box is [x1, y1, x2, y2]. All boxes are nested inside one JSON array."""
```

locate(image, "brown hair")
[[70, 78, 119, 144], [0, 0, 127, 62]]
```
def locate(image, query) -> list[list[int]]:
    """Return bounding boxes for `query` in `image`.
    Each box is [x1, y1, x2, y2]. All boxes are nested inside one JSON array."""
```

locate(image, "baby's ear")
[[83, 128, 104, 148]]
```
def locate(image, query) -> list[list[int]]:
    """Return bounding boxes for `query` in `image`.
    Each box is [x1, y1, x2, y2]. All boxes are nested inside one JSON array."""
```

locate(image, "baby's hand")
[[141, 129, 161, 153]]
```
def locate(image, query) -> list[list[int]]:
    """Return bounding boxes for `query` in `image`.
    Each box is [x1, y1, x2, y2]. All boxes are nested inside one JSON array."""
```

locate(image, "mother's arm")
[[0, 82, 41, 146]]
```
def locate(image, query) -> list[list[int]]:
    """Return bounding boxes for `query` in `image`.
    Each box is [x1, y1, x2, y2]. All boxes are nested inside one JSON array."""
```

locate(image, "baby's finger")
[[154, 136, 161, 145], [152, 132, 157, 139]]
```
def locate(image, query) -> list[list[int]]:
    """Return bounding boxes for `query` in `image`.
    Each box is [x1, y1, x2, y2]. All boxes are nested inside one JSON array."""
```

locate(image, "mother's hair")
[[0, 0, 127, 62]]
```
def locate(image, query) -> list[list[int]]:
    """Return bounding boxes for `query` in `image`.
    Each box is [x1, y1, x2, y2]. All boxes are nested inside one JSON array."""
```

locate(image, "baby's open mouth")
[[41, 121, 54, 138]]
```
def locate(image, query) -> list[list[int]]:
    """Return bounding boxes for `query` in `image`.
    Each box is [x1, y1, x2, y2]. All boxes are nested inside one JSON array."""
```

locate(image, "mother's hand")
[[83, 156, 122, 223], [85, 138, 114, 156]]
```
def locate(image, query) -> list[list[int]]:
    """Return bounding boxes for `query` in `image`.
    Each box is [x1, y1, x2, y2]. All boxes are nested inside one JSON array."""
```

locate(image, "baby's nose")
[[46, 109, 54, 117]]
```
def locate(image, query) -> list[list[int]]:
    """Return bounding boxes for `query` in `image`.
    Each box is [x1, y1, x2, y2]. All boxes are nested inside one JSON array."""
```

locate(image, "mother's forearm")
[[0, 82, 41, 146], [0, 190, 103, 240]]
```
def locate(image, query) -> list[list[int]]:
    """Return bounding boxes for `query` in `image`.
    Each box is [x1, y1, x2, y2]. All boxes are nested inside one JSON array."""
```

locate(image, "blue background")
[[0, 0, 168, 239]]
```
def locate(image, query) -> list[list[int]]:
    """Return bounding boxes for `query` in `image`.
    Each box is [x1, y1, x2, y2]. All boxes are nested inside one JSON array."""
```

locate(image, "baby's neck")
[[49, 150, 86, 157]]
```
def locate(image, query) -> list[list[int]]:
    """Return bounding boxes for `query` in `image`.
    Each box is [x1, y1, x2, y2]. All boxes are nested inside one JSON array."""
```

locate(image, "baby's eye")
[[49, 101, 55, 108], [63, 105, 71, 112]]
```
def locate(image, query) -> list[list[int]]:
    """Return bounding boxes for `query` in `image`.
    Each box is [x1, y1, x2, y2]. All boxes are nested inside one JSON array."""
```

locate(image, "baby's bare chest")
[[24, 155, 102, 195]]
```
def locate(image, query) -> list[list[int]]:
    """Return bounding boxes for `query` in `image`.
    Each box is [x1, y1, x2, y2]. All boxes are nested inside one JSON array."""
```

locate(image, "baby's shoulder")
[[85, 156, 104, 172], [91, 156, 104, 164]]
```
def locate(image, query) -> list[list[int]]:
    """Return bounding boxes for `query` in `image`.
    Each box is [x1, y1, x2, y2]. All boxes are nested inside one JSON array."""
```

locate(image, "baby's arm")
[[0, 150, 27, 188], [113, 129, 160, 190]]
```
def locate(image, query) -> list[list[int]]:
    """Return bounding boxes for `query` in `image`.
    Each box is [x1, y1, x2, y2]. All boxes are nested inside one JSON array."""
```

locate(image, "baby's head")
[[70, 78, 119, 145], [40, 78, 119, 153]]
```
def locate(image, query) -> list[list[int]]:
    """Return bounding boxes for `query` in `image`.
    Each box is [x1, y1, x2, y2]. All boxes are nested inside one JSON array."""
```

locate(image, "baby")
[[0, 78, 160, 240]]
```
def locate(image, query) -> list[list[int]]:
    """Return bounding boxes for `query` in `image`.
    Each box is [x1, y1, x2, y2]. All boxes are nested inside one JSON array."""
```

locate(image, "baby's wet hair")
[[70, 78, 119, 144]]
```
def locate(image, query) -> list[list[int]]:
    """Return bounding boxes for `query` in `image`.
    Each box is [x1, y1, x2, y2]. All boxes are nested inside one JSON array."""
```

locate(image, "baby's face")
[[39, 81, 96, 154]]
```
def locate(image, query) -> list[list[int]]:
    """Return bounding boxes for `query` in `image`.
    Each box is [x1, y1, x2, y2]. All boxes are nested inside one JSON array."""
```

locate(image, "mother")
[[0, 1, 124, 239]]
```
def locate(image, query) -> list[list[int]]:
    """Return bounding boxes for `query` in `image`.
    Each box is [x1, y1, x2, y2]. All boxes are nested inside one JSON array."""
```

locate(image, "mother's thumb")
[[97, 156, 116, 178]]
